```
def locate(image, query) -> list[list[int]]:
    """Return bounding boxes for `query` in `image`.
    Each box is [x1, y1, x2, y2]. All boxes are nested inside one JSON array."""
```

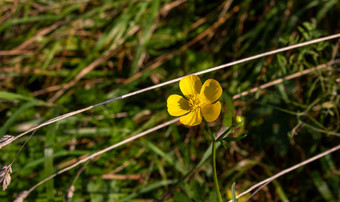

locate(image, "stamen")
[[188, 95, 202, 110]]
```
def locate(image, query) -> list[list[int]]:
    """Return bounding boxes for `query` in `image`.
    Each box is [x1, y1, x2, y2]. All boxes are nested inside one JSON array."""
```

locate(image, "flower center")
[[188, 95, 202, 110]]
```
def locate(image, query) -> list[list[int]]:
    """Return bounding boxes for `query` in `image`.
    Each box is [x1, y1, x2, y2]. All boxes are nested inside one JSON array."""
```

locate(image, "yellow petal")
[[180, 109, 202, 126], [200, 79, 222, 104], [201, 101, 221, 122], [167, 94, 191, 116], [180, 75, 202, 99]]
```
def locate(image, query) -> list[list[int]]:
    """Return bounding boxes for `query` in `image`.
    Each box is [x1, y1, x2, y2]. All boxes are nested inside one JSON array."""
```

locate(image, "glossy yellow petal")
[[180, 75, 202, 99], [167, 94, 191, 116], [179, 109, 202, 126], [200, 79, 222, 104], [201, 101, 221, 122]]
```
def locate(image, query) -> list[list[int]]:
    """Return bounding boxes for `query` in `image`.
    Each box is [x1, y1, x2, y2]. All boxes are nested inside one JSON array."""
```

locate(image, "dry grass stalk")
[[232, 60, 337, 99], [160, 0, 186, 16], [0, 130, 36, 190], [0, 107, 93, 150], [65, 185, 75, 202], [14, 21, 65, 50], [124, 4, 240, 84], [229, 144, 340, 201], [47, 25, 140, 103], [101, 174, 142, 180], [16, 118, 180, 200], [13, 191, 29, 202], [0, 164, 12, 190], [0, 34, 336, 200], [1, 34, 339, 150], [17, 56, 338, 198], [0, 135, 15, 149], [65, 160, 91, 201]]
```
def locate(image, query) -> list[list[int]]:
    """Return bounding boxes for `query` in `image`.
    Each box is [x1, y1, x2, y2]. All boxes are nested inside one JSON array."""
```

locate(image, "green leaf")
[[0, 101, 39, 136], [190, 179, 205, 202], [174, 191, 193, 202], [0, 91, 45, 103], [232, 182, 237, 202], [144, 140, 187, 174], [311, 171, 335, 201]]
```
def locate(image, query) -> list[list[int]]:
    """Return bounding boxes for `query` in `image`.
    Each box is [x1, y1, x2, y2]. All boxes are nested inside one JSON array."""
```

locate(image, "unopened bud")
[[234, 115, 245, 127]]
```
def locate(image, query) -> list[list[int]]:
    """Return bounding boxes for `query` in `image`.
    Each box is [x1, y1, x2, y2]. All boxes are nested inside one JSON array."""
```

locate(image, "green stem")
[[212, 140, 223, 202], [203, 119, 223, 202]]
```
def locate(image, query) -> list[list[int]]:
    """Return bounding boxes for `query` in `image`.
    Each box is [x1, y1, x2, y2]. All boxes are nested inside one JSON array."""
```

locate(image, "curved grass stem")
[[2, 37, 339, 149]]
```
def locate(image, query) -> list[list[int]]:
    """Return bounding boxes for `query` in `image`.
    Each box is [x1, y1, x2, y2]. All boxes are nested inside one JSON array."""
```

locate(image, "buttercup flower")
[[167, 75, 222, 126]]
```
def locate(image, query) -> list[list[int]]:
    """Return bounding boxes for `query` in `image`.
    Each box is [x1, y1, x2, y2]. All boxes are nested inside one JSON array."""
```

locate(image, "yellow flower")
[[167, 75, 222, 126]]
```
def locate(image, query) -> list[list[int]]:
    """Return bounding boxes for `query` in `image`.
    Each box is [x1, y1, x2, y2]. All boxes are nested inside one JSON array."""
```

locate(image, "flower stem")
[[203, 119, 223, 202], [212, 140, 223, 202]]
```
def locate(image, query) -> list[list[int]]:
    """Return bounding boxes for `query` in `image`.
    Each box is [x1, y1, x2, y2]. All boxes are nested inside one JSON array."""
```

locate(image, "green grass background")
[[0, 0, 339, 201]]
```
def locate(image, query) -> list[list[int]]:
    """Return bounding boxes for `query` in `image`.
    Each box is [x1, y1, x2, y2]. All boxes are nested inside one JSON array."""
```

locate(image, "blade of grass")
[[130, 0, 160, 75], [0, 101, 39, 136], [44, 115, 58, 201], [0, 91, 46, 103], [311, 171, 335, 201], [121, 179, 177, 201], [144, 140, 188, 175]]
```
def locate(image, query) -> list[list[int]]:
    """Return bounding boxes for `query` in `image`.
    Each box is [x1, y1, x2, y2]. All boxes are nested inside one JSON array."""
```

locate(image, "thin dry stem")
[[65, 185, 75, 202], [0, 0, 18, 24], [47, 25, 140, 103], [14, 21, 65, 50], [65, 160, 91, 202], [18, 56, 339, 198], [0, 50, 34, 56], [0, 165, 12, 190], [9, 130, 37, 166], [229, 144, 340, 202], [245, 181, 271, 201], [232, 60, 338, 99], [0, 130, 37, 190], [160, 0, 187, 16], [0, 106, 93, 149], [13, 191, 28, 202], [0, 135, 15, 149], [2, 34, 339, 148], [124, 4, 240, 84], [17, 118, 179, 200]]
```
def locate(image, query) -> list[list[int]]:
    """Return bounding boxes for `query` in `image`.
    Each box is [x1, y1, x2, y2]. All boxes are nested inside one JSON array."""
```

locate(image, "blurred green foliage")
[[0, 0, 339, 201]]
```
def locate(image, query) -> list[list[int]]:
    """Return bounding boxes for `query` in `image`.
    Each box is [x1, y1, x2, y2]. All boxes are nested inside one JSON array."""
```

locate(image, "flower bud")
[[234, 115, 245, 127]]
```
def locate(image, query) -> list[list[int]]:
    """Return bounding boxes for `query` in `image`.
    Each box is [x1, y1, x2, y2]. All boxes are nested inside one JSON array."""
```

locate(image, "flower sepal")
[[216, 115, 247, 147]]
